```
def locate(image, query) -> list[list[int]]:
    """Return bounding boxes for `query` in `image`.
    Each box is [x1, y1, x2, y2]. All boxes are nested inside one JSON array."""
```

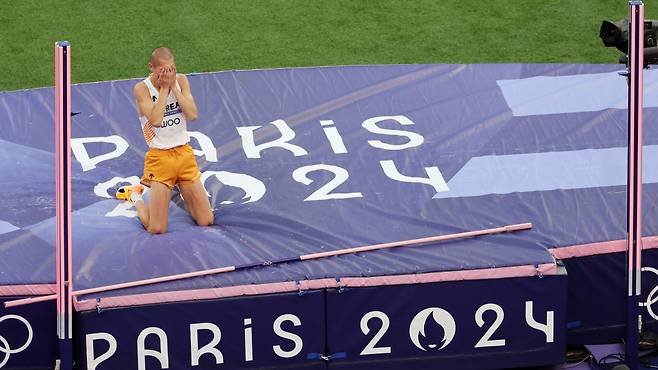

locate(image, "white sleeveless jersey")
[[140, 76, 190, 149]]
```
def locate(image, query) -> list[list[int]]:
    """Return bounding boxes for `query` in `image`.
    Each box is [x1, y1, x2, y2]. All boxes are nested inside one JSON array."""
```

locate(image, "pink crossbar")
[[550, 236, 658, 260], [9, 236, 658, 309], [0, 284, 57, 297], [74, 262, 557, 311]]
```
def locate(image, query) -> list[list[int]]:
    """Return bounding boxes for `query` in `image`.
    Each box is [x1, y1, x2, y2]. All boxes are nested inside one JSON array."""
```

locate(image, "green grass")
[[0, 0, 635, 91]]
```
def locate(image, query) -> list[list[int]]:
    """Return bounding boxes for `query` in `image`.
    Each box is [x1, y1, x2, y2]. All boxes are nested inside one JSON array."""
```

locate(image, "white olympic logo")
[[641, 267, 658, 321], [0, 315, 33, 368]]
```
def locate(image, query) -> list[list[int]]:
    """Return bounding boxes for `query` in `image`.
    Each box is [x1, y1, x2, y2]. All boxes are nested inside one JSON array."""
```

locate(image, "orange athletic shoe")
[[115, 184, 144, 202]]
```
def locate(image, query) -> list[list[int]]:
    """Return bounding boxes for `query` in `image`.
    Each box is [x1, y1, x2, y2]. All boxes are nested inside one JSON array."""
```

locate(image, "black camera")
[[600, 19, 658, 65]]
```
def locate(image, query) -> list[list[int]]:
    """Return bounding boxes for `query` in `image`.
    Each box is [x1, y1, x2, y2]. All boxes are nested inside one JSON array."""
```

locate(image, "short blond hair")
[[150, 46, 174, 66]]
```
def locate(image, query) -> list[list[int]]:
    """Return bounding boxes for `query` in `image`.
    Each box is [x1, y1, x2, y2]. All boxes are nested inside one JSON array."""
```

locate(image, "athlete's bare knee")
[[195, 212, 214, 227], [147, 225, 168, 234]]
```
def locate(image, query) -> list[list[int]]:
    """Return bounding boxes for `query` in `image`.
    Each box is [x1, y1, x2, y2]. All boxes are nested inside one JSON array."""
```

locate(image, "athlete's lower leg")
[[133, 197, 150, 230]]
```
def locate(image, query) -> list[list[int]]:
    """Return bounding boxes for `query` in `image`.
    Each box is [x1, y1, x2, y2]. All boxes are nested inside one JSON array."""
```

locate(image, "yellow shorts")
[[141, 144, 202, 189]]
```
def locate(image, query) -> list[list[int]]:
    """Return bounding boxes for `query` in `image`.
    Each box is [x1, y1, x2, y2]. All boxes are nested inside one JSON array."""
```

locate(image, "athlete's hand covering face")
[[154, 64, 176, 89], [161, 65, 177, 88]]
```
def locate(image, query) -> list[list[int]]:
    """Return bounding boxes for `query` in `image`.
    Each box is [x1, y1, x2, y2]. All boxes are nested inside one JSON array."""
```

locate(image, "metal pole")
[[626, 2, 644, 368], [55, 40, 73, 370]]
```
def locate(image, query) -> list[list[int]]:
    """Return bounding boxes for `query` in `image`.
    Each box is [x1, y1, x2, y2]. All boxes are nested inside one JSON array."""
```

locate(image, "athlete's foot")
[[116, 184, 145, 204]]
